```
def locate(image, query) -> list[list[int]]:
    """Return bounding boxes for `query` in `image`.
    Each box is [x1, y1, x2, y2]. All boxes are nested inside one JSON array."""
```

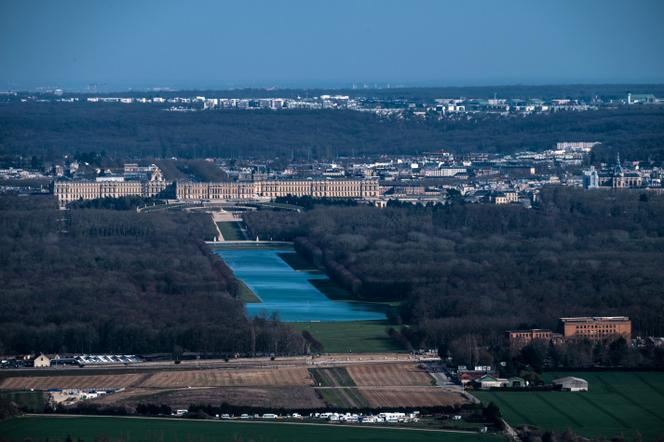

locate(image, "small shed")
[[33, 353, 51, 368], [553, 376, 588, 392]]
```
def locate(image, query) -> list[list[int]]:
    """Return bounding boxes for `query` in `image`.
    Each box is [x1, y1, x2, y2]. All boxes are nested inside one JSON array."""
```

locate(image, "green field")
[[0, 390, 45, 412], [217, 221, 246, 240], [291, 320, 404, 353], [475, 372, 664, 441], [0, 416, 502, 442]]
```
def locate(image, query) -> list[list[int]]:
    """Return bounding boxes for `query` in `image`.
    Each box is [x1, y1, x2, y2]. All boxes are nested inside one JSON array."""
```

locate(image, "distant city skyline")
[[1, 0, 664, 91]]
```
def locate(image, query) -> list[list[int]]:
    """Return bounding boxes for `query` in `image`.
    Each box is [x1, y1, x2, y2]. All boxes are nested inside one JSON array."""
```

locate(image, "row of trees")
[[244, 187, 664, 367], [0, 195, 304, 356]]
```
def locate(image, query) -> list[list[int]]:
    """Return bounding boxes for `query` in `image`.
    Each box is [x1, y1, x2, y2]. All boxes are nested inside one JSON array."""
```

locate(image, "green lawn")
[[0, 416, 502, 442], [217, 221, 246, 241], [475, 371, 664, 441], [291, 320, 404, 353]]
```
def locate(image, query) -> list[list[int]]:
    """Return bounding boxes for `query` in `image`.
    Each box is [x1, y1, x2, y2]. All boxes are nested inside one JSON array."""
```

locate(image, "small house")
[[33, 353, 51, 368]]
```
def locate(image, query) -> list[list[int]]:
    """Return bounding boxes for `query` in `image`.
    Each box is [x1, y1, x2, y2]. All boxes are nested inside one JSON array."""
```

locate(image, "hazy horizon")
[[2, 0, 664, 91]]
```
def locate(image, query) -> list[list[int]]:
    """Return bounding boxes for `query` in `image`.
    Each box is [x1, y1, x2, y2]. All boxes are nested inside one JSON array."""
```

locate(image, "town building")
[[505, 329, 562, 349], [560, 316, 632, 342], [33, 353, 51, 368]]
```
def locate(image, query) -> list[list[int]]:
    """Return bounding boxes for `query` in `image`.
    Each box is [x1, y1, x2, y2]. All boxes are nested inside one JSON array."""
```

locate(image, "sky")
[[1, 0, 664, 91]]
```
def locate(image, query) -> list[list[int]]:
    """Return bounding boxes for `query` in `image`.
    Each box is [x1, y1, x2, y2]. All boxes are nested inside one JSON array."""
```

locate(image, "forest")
[[245, 188, 664, 367], [1, 102, 663, 164], [0, 195, 304, 356]]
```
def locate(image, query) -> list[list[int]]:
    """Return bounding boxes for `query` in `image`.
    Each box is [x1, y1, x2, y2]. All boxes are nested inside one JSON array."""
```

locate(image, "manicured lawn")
[[291, 320, 404, 353], [217, 221, 246, 240], [474, 371, 664, 441], [0, 416, 502, 442]]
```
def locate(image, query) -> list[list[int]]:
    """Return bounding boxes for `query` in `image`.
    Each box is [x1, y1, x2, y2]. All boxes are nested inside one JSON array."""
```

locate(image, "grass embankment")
[[237, 280, 261, 303], [217, 221, 247, 241], [0, 416, 501, 442], [291, 321, 404, 353], [474, 371, 664, 441]]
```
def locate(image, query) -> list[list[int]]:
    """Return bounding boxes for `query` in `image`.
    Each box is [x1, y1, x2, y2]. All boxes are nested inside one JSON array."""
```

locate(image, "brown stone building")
[[505, 329, 562, 349], [560, 316, 632, 342]]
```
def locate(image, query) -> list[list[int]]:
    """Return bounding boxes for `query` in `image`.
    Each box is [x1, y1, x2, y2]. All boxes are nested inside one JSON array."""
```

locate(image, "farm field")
[[475, 371, 664, 441], [346, 363, 434, 387], [291, 320, 404, 353], [362, 387, 469, 408], [0, 416, 503, 442], [217, 221, 246, 240], [139, 367, 313, 388], [0, 373, 145, 390], [100, 386, 327, 409]]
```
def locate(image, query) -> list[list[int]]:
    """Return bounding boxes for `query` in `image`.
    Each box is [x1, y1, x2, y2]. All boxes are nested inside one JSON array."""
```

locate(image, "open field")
[[0, 373, 146, 390], [139, 367, 313, 388], [291, 320, 404, 353], [317, 387, 370, 408], [0, 359, 461, 411], [101, 386, 327, 409], [0, 416, 503, 442], [362, 387, 469, 408], [475, 371, 664, 441], [217, 221, 246, 240], [0, 390, 45, 412], [347, 363, 434, 387], [310, 367, 356, 387]]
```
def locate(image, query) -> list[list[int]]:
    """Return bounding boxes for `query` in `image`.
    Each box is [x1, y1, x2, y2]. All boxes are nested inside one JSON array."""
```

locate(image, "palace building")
[[54, 175, 380, 205]]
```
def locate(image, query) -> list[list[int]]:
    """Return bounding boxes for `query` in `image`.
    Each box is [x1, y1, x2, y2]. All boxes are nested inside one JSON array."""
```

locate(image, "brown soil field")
[[97, 387, 326, 409], [0, 373, 145, 390], [138, 367, 312, 388], [361, 387, 469, 408], [346, 363, 433, 387]]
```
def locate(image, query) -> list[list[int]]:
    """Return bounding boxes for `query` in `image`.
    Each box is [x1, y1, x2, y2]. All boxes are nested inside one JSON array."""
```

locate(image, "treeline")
[[244, 188, 664, 363], [1, 103, 664, 162], [0, 195, 304, 355]]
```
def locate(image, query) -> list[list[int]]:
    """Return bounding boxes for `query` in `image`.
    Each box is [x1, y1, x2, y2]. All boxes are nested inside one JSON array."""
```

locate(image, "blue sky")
[[1, 0, 663, 90]]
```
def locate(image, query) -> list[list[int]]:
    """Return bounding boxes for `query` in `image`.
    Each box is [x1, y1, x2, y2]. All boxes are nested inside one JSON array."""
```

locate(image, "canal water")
[[214, 247, 386, 322]]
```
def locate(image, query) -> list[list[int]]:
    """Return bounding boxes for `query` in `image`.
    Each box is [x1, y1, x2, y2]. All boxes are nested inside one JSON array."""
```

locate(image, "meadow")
[[291, 320, 404, 353], [474, 371, 664, 441], [0, 416, 503, 442]]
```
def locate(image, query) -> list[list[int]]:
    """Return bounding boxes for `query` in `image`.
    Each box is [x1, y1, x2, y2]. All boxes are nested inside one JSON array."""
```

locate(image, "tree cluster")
[[0, 195, 304, 356], [245, 188, 664, 366]]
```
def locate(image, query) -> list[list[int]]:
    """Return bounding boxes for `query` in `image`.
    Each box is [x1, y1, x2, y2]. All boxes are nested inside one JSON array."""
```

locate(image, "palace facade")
[[54, 177, 380, 205]]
